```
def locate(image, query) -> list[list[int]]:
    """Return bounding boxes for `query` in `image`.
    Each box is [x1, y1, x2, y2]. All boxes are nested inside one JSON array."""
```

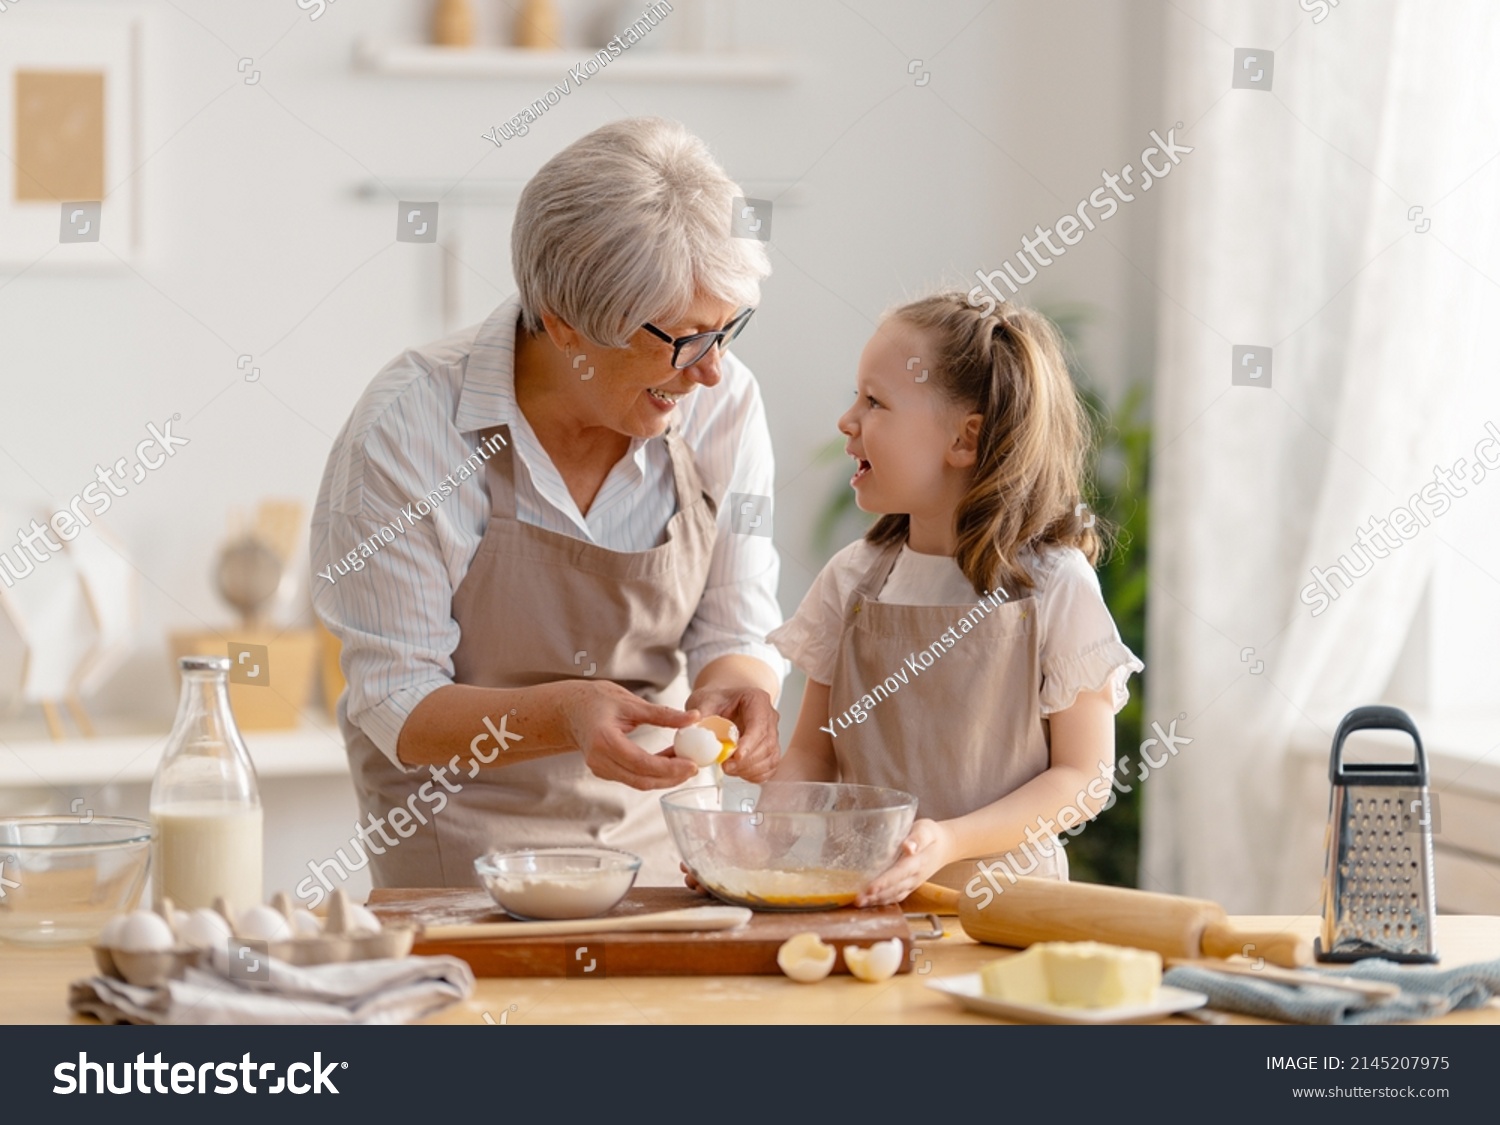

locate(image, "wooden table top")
[[4, 914, 1497, 1025]]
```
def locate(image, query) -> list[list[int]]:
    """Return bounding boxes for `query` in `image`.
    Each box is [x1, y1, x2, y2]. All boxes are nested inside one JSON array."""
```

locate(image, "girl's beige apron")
[[344, 422, 716, 888], [828, 539, 1067, 891]]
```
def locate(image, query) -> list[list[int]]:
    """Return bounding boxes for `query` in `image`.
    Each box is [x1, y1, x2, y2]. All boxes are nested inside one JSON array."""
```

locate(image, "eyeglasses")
[[641, 306, 755, 369]]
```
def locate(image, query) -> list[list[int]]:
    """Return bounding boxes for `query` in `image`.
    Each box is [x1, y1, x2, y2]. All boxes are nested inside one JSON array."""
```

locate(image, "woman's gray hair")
[[512, 117, 771, 347]]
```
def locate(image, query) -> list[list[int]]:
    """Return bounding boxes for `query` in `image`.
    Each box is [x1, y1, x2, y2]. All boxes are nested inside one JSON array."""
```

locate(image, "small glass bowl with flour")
[[473, 847, 641, 920]]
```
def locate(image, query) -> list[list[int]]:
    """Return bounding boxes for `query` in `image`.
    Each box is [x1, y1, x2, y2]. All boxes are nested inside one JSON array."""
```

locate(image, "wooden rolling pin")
[[911, 878, 1312, 968], [423, 905, 752, 942]]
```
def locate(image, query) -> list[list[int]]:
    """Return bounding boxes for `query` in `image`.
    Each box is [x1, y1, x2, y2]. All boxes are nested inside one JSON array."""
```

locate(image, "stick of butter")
[[980, 941, 1162, 1008], [978, 945, 1052, 1005]]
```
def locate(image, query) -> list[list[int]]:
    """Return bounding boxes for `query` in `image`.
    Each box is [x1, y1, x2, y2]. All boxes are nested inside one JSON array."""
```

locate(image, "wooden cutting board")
[[368, 887, 915, 977]]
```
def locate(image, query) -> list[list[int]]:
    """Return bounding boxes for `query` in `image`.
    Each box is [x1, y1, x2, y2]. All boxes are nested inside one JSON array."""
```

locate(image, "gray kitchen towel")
[[1163, 957, 1500, 1024], [69, 952, 475, 1025]]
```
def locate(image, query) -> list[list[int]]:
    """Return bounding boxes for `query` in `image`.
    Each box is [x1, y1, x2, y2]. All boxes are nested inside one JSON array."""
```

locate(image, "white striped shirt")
[[311, 294, 786, 769]]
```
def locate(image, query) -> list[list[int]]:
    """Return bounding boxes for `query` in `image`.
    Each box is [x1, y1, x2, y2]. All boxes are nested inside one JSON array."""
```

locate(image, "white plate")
[[927, 973, 1208, 1024]]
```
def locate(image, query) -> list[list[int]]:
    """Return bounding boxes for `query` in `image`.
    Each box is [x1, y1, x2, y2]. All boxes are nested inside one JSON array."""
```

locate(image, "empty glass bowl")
[[474, 846, 641, 920], [0, 816, 153, 946], [661, 782, 917, 910]]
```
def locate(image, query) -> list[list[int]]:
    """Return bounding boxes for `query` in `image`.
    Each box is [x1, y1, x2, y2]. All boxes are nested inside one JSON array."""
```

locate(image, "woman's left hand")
[[680, 685, 780, 782], [856, 819, 952, 907]]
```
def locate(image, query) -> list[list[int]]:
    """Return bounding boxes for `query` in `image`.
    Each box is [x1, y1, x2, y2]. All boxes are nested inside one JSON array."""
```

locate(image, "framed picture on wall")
[[0, 5, 144, 267]]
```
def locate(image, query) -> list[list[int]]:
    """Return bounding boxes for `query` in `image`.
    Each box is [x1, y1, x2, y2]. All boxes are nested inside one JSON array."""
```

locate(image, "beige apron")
[[828, 539, 1067, 891], [346, 420, 716, 889]]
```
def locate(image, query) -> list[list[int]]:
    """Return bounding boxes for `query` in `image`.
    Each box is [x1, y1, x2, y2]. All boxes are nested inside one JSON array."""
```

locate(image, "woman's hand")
[[680, 684, 781, 782], [855, 819, 953, 907], [554, 680, 700, 790]]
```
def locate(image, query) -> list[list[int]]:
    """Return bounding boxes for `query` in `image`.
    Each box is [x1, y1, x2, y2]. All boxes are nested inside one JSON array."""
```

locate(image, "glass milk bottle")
[[150, 656, 264, 911]]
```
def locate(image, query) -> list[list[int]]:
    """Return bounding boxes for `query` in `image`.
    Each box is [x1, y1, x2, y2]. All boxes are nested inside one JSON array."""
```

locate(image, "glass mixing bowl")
[[661, 782, 917, 910], [0, 816, 153, 946]]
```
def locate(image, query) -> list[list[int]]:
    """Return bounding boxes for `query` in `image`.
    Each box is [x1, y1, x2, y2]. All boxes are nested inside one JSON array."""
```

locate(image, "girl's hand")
[[680, 861, 710, 897], [680, 685, 781, 782], [856, 819, 953, 907]]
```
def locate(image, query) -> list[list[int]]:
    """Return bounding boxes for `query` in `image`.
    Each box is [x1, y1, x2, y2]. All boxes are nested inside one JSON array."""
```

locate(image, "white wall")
[[0, 0, 1162, 744]]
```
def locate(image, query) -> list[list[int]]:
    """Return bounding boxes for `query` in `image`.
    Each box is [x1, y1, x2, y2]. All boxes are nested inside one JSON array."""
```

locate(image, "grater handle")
[[1329, 704, 1427, 785]]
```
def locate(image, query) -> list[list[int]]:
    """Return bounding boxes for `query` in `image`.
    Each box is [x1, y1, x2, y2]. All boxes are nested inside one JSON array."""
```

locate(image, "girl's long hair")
[[866, 290, 1102, 597]]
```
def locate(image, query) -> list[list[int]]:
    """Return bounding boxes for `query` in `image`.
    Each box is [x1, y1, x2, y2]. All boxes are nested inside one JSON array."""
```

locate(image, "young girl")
[[769, 290, 1143, 906]]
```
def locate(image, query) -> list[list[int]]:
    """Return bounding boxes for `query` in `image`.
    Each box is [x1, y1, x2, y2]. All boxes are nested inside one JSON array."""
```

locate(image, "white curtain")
[[1143, 0, 1500, 912]]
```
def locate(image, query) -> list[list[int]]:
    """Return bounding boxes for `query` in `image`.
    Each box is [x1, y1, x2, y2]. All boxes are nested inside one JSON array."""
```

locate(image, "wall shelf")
[[352, 40, 795, 85], [0, 725, 349, 790]]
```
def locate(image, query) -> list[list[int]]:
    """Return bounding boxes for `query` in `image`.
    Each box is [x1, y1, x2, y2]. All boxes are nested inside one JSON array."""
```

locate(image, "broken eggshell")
[[777, 932, 837, 983], [842, 937, 904, 982]]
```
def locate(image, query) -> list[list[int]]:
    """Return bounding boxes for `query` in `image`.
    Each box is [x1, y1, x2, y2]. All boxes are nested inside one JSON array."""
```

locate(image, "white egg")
[[177, 908, 233, 950], [98, 913, 131, 948], [777, 932, 836, 983], [674, 725, 721, 767], [843, 937, 904, 982], [342, 902, 382, 937], [289, 909, 323, 938], [114, 910, 176, 953], [237, 905, 293, 942]]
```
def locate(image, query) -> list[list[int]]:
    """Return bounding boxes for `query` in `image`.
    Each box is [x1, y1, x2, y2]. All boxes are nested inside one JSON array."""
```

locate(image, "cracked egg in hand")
[[674, 715, 739, 768]]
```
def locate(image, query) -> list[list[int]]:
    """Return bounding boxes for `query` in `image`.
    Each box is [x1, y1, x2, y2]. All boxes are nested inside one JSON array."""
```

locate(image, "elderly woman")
[[311, 117, 784, 889]]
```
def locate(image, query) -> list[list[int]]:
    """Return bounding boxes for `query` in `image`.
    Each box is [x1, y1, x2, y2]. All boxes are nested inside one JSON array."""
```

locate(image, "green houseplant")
[[808, 305, 1150, 887]]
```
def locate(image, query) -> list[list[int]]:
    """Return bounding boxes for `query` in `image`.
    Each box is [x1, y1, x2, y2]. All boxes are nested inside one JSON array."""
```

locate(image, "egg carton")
[[92, 889, 415, 987]]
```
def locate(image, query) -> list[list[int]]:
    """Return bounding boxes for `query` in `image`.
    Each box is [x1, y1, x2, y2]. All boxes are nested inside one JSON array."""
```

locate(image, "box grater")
[[1316, 705, 1438, 963]]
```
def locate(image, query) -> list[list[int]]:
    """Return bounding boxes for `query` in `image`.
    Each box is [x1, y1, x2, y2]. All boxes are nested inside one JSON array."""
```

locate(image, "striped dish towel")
[[1162, 957, 1500, 1024]]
